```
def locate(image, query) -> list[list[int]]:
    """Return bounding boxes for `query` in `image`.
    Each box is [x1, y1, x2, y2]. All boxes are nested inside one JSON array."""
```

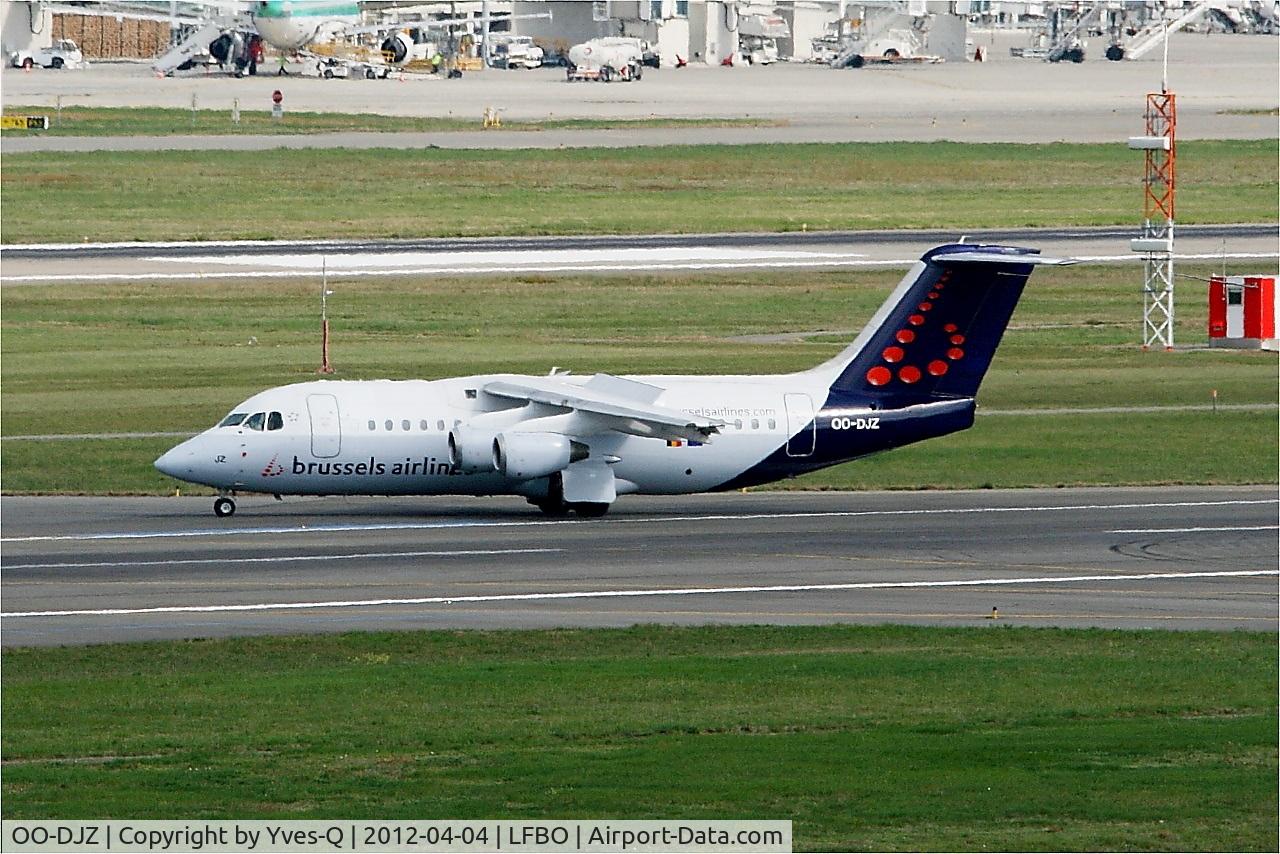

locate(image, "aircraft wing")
[[483, 374, 722, 443]]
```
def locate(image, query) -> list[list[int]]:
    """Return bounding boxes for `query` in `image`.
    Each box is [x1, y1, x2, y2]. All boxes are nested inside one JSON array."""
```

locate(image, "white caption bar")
[[1, 820, 790, 854]]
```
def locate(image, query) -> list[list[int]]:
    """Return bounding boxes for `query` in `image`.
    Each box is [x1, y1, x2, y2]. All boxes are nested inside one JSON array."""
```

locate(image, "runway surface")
[[2, 486, 1275, 646], [3, 224, 1275, 284]]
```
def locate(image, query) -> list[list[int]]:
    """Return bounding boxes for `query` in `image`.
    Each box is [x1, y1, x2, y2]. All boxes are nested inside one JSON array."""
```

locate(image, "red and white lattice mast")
[[1128, 21, 1176, 350]]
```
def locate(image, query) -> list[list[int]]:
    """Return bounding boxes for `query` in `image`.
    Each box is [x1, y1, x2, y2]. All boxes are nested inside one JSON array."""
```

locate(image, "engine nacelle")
[[493, 432, 588, 480], [448, 426, 498, 474], [380, 32, 410, 64]]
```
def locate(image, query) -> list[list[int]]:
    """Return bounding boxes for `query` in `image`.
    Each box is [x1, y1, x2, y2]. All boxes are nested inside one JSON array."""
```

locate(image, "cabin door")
[[784, 393, 816, 457], [307, 394, 342, 458]]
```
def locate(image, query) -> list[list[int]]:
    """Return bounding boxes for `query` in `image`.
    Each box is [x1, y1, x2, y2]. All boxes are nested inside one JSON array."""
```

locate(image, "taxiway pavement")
[[2, 33, 1276, 150], [3, 224, 1275, 285], [2, 486, 1275, 646]]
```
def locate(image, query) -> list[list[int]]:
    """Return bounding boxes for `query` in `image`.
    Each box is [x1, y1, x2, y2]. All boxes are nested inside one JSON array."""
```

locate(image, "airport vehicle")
[[490, 36, 544, 69], [155, 244, 1065, 518], [9, 39, 84, 70], [565, 37, 647, 82], [738, 12, 789, 65]]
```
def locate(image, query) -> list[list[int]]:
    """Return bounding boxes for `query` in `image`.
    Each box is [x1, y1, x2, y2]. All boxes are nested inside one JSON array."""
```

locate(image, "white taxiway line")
[[3, 499, 1274, 544], [3, 547, 564, 571], [1109, 525, 1279, 534], [4, 570, 1275, 619], [3, 253, 1276, 284]]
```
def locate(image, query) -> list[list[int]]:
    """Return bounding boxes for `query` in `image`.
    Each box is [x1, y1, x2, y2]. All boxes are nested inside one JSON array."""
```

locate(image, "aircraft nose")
[[154, 441, 195, 479]]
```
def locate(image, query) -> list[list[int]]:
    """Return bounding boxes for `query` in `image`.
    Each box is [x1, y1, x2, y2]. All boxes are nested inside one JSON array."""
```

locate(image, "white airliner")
[[156, 244, 1066, 518]]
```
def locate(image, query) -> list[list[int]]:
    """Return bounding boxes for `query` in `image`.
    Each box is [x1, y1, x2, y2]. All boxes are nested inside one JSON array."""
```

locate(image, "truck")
[[738, 13, 790, 65], [10, 39, 85, 70], [565, 37, 648, 82], [491, 35, 544, 69]]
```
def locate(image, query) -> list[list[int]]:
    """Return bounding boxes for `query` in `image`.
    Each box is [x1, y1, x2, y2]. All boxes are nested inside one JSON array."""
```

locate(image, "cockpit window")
[[219, 412, 248, 427], [267, 411, 284, 431], [244, 412, 266, 431]]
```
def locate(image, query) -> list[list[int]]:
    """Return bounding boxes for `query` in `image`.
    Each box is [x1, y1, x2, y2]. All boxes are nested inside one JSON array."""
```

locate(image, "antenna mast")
[[318, 257, 335, 374], [1129, 17, 1176, 350]]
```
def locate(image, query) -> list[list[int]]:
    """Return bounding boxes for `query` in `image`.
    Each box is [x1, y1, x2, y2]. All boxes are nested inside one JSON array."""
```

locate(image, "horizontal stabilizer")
[[928, 252, 1076, 266]]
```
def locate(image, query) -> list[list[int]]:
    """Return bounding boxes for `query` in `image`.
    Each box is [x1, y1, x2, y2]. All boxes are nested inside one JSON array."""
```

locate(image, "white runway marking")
[[4, 499, 1274, 544], [4, 570, 1275, 619], [0, 258, 904, 283], [3, 547, 563, 571], [1110, 525, 1279, 534], [164, 247, 870, 269]]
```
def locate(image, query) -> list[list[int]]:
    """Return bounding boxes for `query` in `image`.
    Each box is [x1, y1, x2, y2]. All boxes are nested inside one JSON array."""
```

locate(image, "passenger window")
[[420, 420, 428, 431], [734, 419, 743, 430], [244, 412, 266, 431], [219, 412, 247, 428], [368, 420, 376, 431], [267, 412, 284, 431], [401, 419, 410, 431], [384, 420, 393, 431], [768, 418, 776, 430], [437, 420, 445, 431], [751, 419, 759, 430]]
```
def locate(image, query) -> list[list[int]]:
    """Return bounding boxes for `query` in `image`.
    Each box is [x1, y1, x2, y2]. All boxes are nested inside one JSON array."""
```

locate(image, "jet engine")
[[448, 426, 498, 473], [492, 432, 588, 480], [380, 32, 410, 64]]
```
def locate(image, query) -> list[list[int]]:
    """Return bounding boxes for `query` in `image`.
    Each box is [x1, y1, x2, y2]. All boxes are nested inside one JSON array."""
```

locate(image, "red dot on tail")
[[948, 347, 965, 360], [928, 360, 949, 376], [898, 366, 922, 384], [908, 314, 925, 326], [866, 366, 892, 386], [882, 346, 905, 363], [944, 323, 958, 333], [918, 301, 933, 311], [950, 334, 966, 345], [895, 329, 916, 344], [928, 291, 940, 299]]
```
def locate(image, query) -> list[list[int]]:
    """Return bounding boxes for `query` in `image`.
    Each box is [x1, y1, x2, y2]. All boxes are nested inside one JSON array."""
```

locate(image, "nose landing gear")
[[213, 496, 236, 517]]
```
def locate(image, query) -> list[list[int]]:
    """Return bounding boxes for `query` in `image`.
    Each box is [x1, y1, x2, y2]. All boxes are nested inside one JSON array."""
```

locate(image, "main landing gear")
[[528, 473, 611, 518], [532, 499, 610, 518], [213, 496, 236, 517]]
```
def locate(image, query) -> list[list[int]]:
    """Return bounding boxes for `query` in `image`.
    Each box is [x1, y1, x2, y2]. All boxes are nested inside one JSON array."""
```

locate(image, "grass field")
[[2, 264, 1275, 494], [2, 104, 784, 136], [2, 140, 1274, 243], [2, 625, 1275, 850]]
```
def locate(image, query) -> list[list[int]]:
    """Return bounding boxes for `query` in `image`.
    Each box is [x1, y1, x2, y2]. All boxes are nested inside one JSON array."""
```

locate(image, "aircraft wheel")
[[51, 57, 64, 69], [570, 502, 610, 518], [213, 497, 236, 518], [536, 500, 570, 517]]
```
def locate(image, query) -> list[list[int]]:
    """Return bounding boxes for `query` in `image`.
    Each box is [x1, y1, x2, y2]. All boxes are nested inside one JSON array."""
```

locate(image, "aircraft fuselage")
[[155, 375, 972, 499]]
